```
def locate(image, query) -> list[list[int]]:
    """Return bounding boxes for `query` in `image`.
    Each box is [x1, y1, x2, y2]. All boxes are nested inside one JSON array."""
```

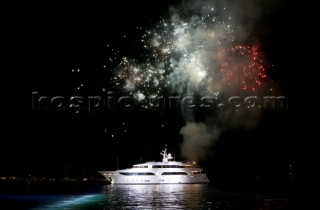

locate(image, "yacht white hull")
[[99, 169, 210, 184]]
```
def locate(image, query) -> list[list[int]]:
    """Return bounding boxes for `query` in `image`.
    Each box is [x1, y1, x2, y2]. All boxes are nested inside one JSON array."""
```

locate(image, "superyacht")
[[99, 146, 210, 184]]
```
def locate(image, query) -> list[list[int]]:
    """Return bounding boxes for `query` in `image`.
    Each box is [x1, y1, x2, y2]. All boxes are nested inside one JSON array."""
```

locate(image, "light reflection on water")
[[33, 184, 212, 210], [102, 184, 210, 209], [1, 184, 291, 209], [31, 194, 103, 210]]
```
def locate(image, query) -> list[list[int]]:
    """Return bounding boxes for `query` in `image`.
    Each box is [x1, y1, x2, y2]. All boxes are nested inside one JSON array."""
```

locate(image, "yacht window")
[[119, 172, 155, 176], [133, 165, 148, 168], [178, 165, 195, 168], [161, 172, 188, 175], [152, 165, 179, 168]]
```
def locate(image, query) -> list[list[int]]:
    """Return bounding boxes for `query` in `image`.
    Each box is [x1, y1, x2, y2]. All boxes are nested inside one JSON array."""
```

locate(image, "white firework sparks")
[[110, 4, 268, 107]]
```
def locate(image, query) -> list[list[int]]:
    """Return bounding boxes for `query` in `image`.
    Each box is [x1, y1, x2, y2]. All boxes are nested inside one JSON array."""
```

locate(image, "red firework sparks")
[[218, 44, 268, 92]]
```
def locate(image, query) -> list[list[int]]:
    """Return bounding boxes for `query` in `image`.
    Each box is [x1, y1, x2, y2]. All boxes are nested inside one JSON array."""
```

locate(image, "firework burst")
[[111, 57, 168, 108], [110, 58, 141, 91], [109, 5, 270, 106], [218, 44, 268, 92]]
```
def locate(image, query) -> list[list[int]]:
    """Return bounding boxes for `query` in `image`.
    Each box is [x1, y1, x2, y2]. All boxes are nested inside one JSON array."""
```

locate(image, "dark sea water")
[[0, 181, 292, 209]]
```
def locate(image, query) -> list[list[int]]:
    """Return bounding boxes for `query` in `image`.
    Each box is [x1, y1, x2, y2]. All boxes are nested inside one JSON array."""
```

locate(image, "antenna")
[[161, 144, 173, 163]]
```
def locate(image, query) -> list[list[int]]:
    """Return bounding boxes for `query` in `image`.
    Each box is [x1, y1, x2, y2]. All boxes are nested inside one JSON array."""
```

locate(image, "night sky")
[[3, 0, 295, 191]]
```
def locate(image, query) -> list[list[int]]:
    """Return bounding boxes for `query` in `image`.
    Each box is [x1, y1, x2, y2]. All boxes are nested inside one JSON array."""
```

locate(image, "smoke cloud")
[[175, 0, 281, 161], [180, 122, 221, 161]]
